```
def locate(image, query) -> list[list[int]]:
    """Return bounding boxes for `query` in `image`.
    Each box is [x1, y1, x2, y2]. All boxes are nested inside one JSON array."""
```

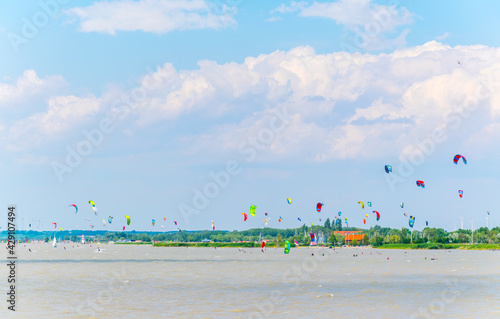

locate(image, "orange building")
[[334, 231, 365, 243]]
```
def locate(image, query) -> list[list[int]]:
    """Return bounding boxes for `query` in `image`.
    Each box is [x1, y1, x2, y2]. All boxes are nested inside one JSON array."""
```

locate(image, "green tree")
[[389, 235, 400, 244], [324, 218, 331, 229], [361, 235, 369, 245], [370, 236, 383, 246], [276, 233, 283, 247], [335, 234, 345, 245], [328, 231, 336, 245]]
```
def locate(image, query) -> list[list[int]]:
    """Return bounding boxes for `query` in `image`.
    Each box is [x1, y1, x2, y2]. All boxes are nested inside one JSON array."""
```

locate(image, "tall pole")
[[471, 220, 474, 244]]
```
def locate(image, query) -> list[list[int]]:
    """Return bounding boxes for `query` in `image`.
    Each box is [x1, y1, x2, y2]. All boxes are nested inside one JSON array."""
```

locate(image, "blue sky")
[[1, 0, 500, 232]]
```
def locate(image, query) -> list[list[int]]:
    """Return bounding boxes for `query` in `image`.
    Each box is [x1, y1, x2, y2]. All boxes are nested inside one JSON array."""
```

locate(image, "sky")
[[1, 0, 500, 232]]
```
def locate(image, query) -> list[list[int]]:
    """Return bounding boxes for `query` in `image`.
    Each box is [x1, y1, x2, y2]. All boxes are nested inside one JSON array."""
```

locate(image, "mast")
[[471, 220, 474, 244]]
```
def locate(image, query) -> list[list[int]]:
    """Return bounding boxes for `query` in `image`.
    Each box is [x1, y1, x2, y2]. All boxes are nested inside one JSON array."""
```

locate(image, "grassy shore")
[[153, 242, 258, 248], [376, 243, 500, 250], [114, 241, 152, 245]]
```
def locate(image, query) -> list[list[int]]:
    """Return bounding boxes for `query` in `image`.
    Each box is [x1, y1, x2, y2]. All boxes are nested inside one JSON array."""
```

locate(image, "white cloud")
[[66, 0, 237, 35], [135, 42, 500, 162], [270, 1, 308, 14], [0, 70, 67, 107], [435, 32, 451, 41], [272, 0, 415, 51], [265, 17, 282, 23], [300, 0, 413, 28], [6, 94, 101, 151], [5, 42, 500, 165]]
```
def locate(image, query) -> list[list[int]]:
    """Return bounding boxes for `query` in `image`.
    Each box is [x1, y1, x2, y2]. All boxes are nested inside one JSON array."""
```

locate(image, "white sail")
[[52, 235, 57, 247]]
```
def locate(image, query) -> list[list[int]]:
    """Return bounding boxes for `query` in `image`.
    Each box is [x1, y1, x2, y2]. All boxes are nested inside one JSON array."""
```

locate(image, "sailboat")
[[52, 235, 57, 248]]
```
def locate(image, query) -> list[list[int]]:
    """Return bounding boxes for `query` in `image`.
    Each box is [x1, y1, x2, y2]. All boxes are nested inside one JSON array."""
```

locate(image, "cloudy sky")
[[1, 0, 500, 232]]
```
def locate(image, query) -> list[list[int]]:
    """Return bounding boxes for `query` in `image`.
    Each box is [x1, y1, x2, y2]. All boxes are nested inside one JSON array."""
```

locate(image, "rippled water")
[[1, 244, 499, 318]]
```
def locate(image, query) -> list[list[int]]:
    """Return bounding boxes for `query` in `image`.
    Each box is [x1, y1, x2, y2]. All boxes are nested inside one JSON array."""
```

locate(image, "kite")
[[242, 213, 248, 221], [367, 202, 372, 207], [426, 221, 429, 226], [174, 221, 177, 226], [250, 205, 257, 217], [211, 220, 215, 230], [373, 211, 380, 221], [453, 154, 467, 165], [102, 219, 106, 226], [316, 203, 323, 212], [338, 212, 342, 216], [385, 165, 392, 173], [363, 218, 366, 224], [358, 201, 365, 209], [458, 190, 463, 198], [310, 233, 317, 246], [125, 215, 131, 225], [152, 219, 156, 226], [416, 180, 425, 188], [122, 226, 125, 230], [298, 217, 302, 221], [287, 198, 292, 204], [52, 222, 57, 229], [89, 200, 97, 215], [284, 240, 291, 254], [294, 239, 299, 247], [487, 211, 490, 215], [400, 202, 404, 208], [108, 216, 113, 224], [265, 212, 268, 216], [409, 216, 415, 228], [69, 204, 78, 214]]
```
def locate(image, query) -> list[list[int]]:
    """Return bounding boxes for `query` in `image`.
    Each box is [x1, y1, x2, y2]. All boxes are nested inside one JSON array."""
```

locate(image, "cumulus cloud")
[[4, 42, 500, 164], [66, 0, 237, 35], [0, 70, 67, 108], [134, 41, 500, 162], [6, 94, 101, 151]]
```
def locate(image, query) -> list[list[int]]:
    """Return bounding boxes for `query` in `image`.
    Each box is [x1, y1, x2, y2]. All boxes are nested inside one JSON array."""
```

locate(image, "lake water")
[[1, 244, 499, 318]]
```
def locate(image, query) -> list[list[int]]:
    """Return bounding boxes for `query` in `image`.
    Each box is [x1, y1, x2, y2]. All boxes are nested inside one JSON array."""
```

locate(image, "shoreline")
[[375, 243, 500, 250], [142, 242, 500, 250]]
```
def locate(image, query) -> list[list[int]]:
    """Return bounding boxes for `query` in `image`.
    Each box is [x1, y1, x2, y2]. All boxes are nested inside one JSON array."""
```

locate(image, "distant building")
[[201, 238, 212, 243], [334, 231, 365, 243]]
